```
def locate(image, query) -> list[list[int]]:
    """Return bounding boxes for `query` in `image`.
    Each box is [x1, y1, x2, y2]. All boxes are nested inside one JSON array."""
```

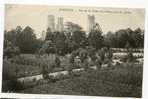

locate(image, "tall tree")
[[65, 22, 87, 50], [88, 23, 104, 50], [133, 28, 144, 48], [17, 26, 38, 53], [45, 27, 54, 41], [54, 32, 67, 55], [71, 31, 87, 48]]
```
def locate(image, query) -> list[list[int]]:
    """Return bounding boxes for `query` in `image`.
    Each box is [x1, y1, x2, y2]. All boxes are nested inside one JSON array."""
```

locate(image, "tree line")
[[4, 22, 144, 57]]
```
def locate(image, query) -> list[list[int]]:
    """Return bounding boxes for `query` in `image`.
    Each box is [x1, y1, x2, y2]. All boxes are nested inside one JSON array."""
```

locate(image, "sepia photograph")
[[2, 4, 145, 98]]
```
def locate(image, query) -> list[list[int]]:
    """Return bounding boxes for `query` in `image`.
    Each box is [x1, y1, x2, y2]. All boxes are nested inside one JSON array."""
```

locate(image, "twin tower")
[[47, 15, 64, 32], [47, 15, 98, 33]]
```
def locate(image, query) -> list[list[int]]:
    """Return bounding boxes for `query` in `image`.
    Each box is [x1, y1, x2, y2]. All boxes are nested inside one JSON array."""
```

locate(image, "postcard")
[[2, 4, 145, 98]]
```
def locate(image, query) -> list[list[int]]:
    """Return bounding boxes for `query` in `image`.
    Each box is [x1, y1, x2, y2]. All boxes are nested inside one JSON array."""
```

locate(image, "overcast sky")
[[5, 4, 145, 38]]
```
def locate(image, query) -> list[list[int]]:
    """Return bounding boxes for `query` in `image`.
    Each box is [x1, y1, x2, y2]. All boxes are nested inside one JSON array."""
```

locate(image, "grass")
[[20, 63, 143, 98], [2, 53, 143, 97], [3, 54, 70, 78]]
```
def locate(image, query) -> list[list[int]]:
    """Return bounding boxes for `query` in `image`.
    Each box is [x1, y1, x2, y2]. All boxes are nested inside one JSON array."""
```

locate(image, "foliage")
[[2, 60, 24, 92], [104, 28, 144, 48], [38, 40, 56, 55], [55, 56, 61, 67], [54, 32, 67, 55], [21, 63, 142, 98], [4, 26, 41, 54], [3, 40, 20, 58], [17, 26, 38, 53], [3, 24, 144, 97], [65, 22, 82, 33], [88, 27, 104, 50], [41, 65, 49, 79], [4, 25, 144, 57], [71, 31, 87, 49], [45, 27, 54, 41]]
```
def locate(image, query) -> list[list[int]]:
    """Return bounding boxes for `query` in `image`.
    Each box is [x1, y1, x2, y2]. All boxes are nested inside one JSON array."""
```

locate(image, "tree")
[[2, 60, 23, 92], [78, 48, 88, 63], [65, 22, 82, 33], [88, 24, 104, 50], [95, 56, 102, 70], [133, 28, 144, 48], [39, 40, 56, 56], [45, 27, 54, 41], [78, 48, 89, 71], [67, 51, 76, 75], [4, 26, 23, 47], [55, 55, 61, 67], [71, 31, 87, 49], [54, 32, 67, 55], [115, 29, 129, 48], [3, 40, 20, 58], [16, 26, 38, 53], [41, 65, 49, 79], [125, 28, 135, 48], [4, 29, 17, 46], [97, 48, 106, 63], [104, 31, 117, 48], [64, 22, 88, 51], [103, 28, 144, 48], [125, 41, 130, 51], [87, 46, 96, 62]]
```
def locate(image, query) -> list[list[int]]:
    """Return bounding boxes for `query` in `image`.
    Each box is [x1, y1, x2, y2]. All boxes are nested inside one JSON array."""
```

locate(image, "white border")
[[0, 0, 148, 99]]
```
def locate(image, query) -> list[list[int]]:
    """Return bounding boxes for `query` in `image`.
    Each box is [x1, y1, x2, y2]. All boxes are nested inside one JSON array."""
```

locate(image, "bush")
[[2, 61, 24, 92], [2, 79, 24, 92], [22, 63, 143, 97], [41, 64, 50, 79]]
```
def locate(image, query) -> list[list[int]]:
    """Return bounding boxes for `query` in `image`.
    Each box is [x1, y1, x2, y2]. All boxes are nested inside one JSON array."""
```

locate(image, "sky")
[[5, 4, 145, 38]]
